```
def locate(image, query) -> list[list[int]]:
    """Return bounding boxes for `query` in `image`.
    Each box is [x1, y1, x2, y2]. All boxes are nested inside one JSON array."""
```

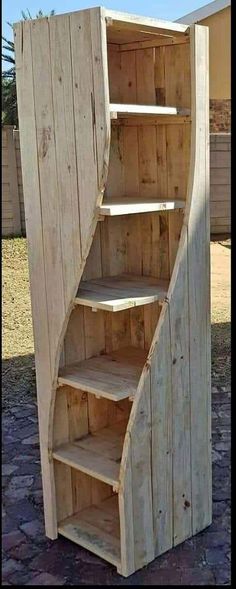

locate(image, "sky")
[[2, 0, 209, 58]]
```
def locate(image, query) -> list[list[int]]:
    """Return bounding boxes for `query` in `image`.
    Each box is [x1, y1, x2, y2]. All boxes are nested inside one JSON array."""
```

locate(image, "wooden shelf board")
[[75, 274, 168, 312], [53, 421, 127, 488], [58, 346, 147, 401], [58, 495, 120, 567], [110, 103, 190, 119], [99, 197, 185, 216]]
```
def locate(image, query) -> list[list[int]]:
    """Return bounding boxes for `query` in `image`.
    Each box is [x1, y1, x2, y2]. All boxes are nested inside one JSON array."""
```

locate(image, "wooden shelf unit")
[[15, 6, 211, 578]]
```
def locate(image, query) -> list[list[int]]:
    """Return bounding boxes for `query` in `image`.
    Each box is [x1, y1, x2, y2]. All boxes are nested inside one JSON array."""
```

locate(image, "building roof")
[[176, 0, 230, 24]]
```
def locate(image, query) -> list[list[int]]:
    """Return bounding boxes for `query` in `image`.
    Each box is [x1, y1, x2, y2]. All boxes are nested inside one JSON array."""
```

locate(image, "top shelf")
[[110, 103, 191, 119]]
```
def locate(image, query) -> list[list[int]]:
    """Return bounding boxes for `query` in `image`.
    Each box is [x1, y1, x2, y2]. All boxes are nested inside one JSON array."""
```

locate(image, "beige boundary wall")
[[2, 126, 231, 237], [2, 126, 25, 237], [210, 133, 231, 234]]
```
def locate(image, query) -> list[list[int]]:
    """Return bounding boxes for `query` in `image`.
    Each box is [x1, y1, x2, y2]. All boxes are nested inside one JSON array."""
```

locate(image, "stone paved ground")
[[2, 240, 231, 585]]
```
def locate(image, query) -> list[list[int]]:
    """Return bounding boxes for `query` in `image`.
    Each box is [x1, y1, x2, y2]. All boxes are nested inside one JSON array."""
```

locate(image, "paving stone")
[[2, 530, 26, 552], [13, 454, 37, 462], [10, 424, 39, 441], [205, 548, 228, 566], [14, 463, 41, 476], [20, 519, 45, 540], [8, 540, 39, 561], [180, 568, 215, 585], [22, 434, 39, 445], [9, 475, 34, 488], [2, 558, 25, 580], [26, 572, 65, 585], [2, 516, 18, 535], [2, 464, 18, 476], [6, 499, 39, 523]]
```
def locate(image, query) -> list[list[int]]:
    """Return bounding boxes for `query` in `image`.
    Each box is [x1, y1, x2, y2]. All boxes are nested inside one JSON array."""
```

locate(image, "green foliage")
[[2, 9, 55, 127]]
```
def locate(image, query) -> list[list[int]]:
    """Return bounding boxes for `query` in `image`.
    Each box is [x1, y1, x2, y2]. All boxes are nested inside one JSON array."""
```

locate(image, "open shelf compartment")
[[58, 495, 121, 568], [58, 346, 147, 401], [53, 420, 127, 489], [75, 274, 168, 312]]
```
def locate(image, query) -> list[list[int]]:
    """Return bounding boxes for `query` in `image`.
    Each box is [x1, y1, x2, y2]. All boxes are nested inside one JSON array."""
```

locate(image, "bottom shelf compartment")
[[58, 494, 120, 567]]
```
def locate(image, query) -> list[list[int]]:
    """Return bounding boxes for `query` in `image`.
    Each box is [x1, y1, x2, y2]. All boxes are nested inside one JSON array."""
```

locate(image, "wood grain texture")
[[14, 7, 110, 539], [15, 9, 211, 577]]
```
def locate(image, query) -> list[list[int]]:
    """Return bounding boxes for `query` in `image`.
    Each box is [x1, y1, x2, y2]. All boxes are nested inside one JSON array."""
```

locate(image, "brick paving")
[[2, 381, 231, 586]]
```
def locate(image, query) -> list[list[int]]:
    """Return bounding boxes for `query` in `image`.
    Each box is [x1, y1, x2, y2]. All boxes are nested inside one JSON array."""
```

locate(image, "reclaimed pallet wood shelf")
[[53, 421, 127, 488], [58, 495, 121, 567], [58, 346, 147, 401], [75, 274, 168, 312], [99, 198, 185, 216], [109, 103, 190, 119], [15, 5, 211, 578]]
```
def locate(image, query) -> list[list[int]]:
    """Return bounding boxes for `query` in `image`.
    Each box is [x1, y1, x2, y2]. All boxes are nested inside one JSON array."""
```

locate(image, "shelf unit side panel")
[[14, 7, 110, 539], [187, 25, 212, 534]]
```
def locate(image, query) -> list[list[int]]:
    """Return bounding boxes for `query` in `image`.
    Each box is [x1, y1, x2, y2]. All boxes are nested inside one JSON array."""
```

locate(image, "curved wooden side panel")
[[14, 7, 110, 539], [118, 24, 211, 577]]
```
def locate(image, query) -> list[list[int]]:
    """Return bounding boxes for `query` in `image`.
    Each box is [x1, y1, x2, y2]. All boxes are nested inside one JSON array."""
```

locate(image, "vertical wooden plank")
[[136, 48, 156, 104], [130, 372, 155, 568], [105, 126, 125, 198], [54, 462, 73, 521], [30, 17, 66, 369], [169, 229, 192, 545], [120, 51, 137, 103], [151, 306, 173, 555], [7, 126, 21, 235], [90, 7, 110, 191], [159, 213, 170, 280], [166, 124, 191, 200], [123, 127, 139, 197], [119, 448, 135, 576], [205, 28, 212, 531], [188, 26, 212, 534], [100, 217, 127, 276], [14, 20, 57, 538], [53, 387, 69, 447], [88, 397, 109, 432], [110, 310, 131, 352], [72, 470, 92, 512], [67, 388, 89, 440], [154, 46, 165, 105], [82, 224, 102, 281], [130, 307, 145, 348], [168, 210, 184, 274], [64, 306, 85, 365], [107, 44, 121, 102], [144, 302, 161, 351], [165, 43, 191, 108], [84, 308, 105, 358], [141, 212, 161, 277], [49, 15, 81, 308], [138, 126, 158, 199], [156, 125, 167, 199], [126, 214, 142, 274], [70, 10, 98, 255]]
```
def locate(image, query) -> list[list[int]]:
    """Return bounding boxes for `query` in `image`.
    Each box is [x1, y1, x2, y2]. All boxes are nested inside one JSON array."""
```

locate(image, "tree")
[[2, 9, 55, 126]]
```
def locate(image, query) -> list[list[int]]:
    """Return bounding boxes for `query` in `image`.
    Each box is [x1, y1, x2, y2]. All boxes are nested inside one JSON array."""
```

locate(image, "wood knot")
[[184, 500, 191, 509]]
